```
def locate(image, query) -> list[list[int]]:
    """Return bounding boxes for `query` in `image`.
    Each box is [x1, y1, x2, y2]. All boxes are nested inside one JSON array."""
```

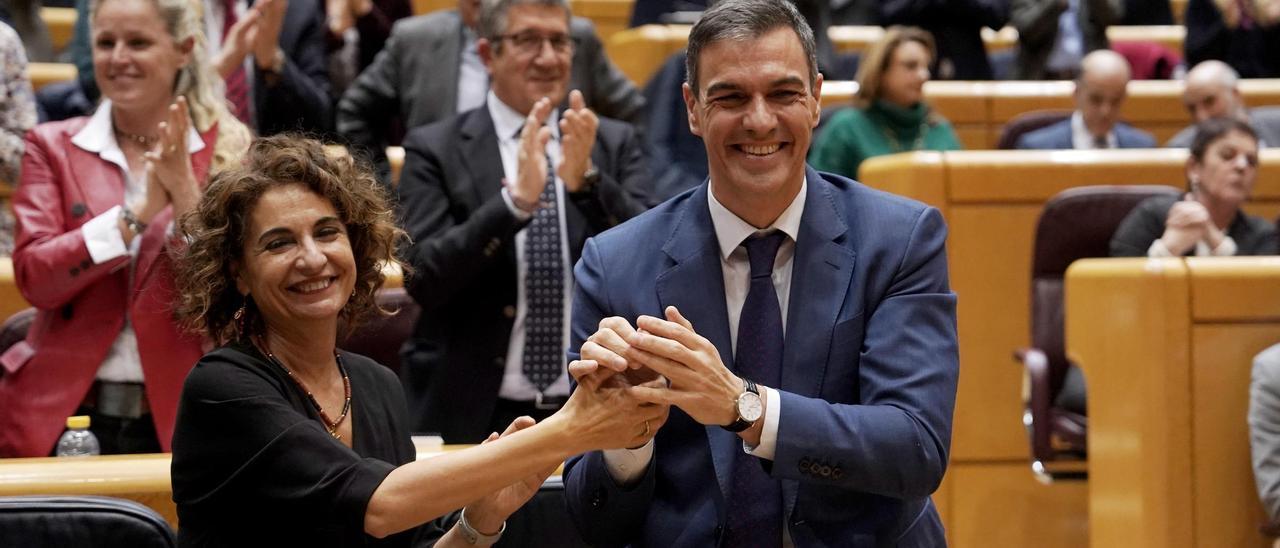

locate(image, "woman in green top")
[[809, 26, 962, 179]]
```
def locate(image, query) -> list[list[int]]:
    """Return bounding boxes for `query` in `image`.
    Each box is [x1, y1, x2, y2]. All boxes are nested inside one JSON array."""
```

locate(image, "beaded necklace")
[[255, 335, 352, 440]]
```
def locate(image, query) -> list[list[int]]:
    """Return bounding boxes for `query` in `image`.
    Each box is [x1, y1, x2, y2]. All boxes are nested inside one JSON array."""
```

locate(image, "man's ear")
[[682, 82, 702, 137], [478, 38, 495, 75], [810, 73, 824, 128]]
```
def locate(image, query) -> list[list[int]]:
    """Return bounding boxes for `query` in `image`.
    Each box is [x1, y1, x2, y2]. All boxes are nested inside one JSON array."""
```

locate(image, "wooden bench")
[[40, 7, 76, 54], [856, 149, 1280, 548], [1067, 257, 1280, 548], [28, 62, 76, 91], [612, 24, 1191, 88]]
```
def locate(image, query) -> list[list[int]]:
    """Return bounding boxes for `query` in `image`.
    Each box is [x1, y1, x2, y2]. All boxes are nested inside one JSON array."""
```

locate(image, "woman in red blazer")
[[0, 0, 250, 457]]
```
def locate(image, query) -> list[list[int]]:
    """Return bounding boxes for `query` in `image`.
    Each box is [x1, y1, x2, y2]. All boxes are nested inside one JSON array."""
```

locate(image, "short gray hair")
[[685, 0, 818, 98], [478, 0, 570, 45]]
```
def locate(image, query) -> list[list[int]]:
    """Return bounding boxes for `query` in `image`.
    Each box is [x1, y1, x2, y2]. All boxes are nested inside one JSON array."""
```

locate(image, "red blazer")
[[0, 116, 215, 457]]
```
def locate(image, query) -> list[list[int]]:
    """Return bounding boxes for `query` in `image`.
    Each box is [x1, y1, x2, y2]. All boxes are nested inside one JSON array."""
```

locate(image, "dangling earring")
[[234, 296, 248, 339]]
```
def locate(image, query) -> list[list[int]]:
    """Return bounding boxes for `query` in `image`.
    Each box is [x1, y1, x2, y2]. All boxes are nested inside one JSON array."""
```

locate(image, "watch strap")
[[721, 379, 759, 433], [458, 508, 505, 546]]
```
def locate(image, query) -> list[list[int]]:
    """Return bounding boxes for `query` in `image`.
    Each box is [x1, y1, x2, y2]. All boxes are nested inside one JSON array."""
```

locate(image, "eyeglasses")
[[496, 32, 576, 55]]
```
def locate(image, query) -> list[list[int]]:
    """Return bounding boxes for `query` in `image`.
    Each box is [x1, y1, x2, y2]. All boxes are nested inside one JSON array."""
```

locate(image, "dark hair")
[[174, 135, 408, 344], [1189, 116, 1258, 162], [685, 0, 818, 97], [478, 0, 570, 49]]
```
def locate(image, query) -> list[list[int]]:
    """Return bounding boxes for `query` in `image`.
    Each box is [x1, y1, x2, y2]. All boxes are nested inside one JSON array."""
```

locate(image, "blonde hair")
[[91, 0, 251, 170], [853, 26, 936, 110]]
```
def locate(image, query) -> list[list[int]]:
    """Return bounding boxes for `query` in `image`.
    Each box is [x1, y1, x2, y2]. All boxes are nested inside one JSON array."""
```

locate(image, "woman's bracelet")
[[120, 207, 148, 236], [457, 508, 505, 546]]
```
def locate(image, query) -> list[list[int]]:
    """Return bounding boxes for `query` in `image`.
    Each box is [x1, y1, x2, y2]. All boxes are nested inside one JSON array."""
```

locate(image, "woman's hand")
[[457, 417, 556, 535], [555, 360, 671, 453], [1160, 196, 1211, 256], [144, 97, 201, 217], [214, 9, 260, 78]]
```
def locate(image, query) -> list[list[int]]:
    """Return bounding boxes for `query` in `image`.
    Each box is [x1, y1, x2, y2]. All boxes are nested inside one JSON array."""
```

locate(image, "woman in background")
[[1111, 117, 1277, 257], [0, 0, 250, 456], [808, 26, 961, 179]]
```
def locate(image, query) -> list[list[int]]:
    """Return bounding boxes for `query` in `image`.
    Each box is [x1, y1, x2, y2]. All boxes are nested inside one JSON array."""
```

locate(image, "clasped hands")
[[571, 306, 764, 447], [1160, 193, 1226, 256]]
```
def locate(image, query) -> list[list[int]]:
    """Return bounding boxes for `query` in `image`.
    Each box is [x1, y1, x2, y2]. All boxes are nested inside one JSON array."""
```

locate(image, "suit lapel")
[[64, 130, 125, 218], [779, 169, 856, 518], [458, 107, 506, 209], [653, 184, 738, 502]]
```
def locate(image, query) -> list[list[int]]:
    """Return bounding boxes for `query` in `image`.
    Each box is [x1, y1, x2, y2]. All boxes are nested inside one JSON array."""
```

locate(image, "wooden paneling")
[[29, 63, 77, 91], [1067, 258, 1280, 547], [948, 462, 1088, 548], [40, 7, 76, 53]]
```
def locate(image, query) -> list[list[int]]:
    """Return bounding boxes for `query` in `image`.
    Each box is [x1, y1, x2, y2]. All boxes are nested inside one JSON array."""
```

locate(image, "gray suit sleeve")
[[337, 23, 407, 184], [1251, 343, 1280, 521]]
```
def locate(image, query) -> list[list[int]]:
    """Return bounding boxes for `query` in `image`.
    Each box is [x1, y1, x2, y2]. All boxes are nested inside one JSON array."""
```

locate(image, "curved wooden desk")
[[1067, 257, 1280, 548], [857, 149, 1280, 547]]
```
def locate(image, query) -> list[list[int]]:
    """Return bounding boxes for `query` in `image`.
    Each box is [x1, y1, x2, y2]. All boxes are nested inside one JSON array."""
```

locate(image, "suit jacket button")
[[832, 467, 844, 480], [819, 465, 832, 478], [798, 458, 811, 474], [503, 305, 516, 319], [70, 267, 79, 277], [80, 259, 91, 270], [70, 203, 87, 217]]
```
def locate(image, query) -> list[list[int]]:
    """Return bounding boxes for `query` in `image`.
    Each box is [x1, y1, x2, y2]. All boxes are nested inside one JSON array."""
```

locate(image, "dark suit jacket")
[[563, 168, 959, 547], [250, 0, 333, 136], [881, 0, 1010, 80], [1185, 0, 1280, 78], [1015, 118, 1156, 149], [396, 105, 651, 442], [337, 9, 645, 183], [1011, 0, 1123, 79]]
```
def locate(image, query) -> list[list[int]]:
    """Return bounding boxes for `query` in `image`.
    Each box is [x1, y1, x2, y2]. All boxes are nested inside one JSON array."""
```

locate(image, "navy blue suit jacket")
[[1015, 118, 1157, 149], [563, 167, 959, 547]]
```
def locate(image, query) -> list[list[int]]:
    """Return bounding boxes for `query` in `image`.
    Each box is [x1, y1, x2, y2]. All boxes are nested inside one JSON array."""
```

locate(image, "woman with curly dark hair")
[[169, 135, 667, 547]]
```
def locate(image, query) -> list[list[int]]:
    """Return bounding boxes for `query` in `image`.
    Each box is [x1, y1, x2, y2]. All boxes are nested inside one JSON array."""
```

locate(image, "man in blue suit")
[[1017, 49, 1157, 150], [561, 1, 959, 546]]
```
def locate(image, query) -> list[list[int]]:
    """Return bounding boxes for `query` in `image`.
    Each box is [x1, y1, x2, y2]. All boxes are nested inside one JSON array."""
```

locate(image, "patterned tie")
[[222, 0, 251, 124], [724, 231, 786, 548], [521, 152, 564, 393]]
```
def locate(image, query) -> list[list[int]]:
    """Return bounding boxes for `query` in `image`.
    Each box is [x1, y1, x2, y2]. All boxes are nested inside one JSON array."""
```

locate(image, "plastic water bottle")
[[55, 415, 101, 457]]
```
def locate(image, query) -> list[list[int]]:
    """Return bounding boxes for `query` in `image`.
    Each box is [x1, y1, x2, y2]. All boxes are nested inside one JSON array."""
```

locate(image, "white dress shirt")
[[487, 91, 573, 400], [603, 178, 809, 485], [73, 101, 205, 382], [1071, 111, 1118, 149], [456, 27, 488, 114]]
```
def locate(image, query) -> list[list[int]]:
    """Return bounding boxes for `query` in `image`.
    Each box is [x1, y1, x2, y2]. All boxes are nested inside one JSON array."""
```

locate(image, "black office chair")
[[0, 495, 175, 547]]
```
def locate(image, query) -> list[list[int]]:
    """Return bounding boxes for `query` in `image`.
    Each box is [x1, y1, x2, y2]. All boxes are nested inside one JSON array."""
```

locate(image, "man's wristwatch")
[[574, 163, 600, 195], [722, 378, 763, 433]]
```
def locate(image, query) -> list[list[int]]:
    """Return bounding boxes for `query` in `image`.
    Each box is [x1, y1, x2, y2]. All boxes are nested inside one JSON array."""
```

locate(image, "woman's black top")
[[1110, 194, 1279, 257], [171, 339, 433, 547]]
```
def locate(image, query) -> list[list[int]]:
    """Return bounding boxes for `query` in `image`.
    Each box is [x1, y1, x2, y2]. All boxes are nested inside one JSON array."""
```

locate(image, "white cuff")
[[744, 386, 780, 460], [602, 439, 654, 486], [1147, 239, 1175, 257], [500, 188, 534, 221], [81, 205, 130, 264], [1211, 235, 1238, 256]]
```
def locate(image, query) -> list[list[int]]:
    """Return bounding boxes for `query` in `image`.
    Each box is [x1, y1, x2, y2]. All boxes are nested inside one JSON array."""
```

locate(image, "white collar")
[[707, 177, 807, 260], [486, 90, 561, 142], [1071, 110, 1116, 149], [72, 99, 207, 159]]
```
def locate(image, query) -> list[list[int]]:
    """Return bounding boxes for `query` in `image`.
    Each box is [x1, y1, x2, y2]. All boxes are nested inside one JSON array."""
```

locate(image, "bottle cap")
[[66, 416, 91, 429]]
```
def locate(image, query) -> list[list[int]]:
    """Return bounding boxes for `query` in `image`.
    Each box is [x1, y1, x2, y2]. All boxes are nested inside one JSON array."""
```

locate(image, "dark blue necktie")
[[724, 231, 786, 548], [521, 154, 563, 392]]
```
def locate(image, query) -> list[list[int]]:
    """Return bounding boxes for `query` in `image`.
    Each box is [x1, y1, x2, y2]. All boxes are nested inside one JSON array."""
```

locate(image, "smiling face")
[[683, 26, 821, 226], [235, 185, 357, 332], [880, 39, 931, 108], [479, 4, 572, 115], [1190, 129, 1259, 208], [91, 0, 190, 112]]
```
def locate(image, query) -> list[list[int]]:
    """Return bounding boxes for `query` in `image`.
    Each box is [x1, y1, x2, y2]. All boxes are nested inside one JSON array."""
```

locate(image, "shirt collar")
[[486, 90, 560, 142], [1071, 110, 1116, 149], [707, 177, 807, 260], [72, 99, 207, 158]]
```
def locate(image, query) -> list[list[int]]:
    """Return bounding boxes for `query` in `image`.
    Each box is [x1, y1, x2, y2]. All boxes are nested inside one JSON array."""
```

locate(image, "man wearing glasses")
[[396, 0, 654, 444], [337, 0, 644, 185]]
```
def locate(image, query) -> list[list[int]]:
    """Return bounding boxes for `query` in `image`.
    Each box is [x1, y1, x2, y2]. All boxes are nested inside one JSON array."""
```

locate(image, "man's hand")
[[623, 306, 742, 429], [579, 316, 662, 387], [558, 90, 598, 192], [252, 0, 288, 70], [508, 97, 554, 211]]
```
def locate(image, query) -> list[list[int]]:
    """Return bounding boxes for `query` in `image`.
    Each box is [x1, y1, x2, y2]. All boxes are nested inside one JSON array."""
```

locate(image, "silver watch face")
[[737, 391, 764, 423]]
